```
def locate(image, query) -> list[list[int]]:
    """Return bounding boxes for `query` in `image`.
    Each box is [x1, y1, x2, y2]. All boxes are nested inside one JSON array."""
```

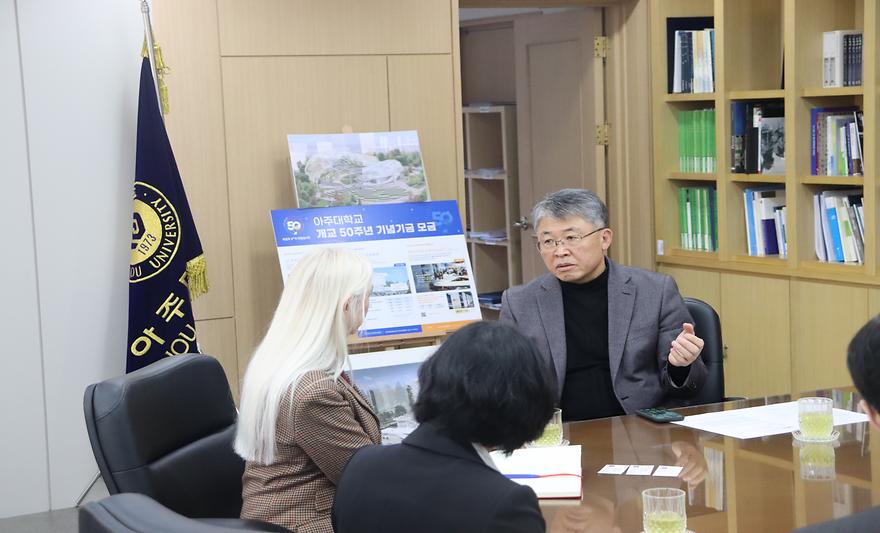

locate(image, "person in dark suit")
[[795, 315, 880, 532], [501, 189, 707, 421], [332, 321, 557, 533]]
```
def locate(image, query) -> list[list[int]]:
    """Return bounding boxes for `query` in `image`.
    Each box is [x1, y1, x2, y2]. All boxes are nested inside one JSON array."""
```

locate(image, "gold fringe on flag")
[[186, 255, 209, 299], [141, 37, 171, 115]]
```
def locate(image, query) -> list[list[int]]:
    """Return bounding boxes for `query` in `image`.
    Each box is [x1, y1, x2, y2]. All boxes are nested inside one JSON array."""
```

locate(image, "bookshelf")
[[651, 0, 879, 398], [462, 105, 522, 315]]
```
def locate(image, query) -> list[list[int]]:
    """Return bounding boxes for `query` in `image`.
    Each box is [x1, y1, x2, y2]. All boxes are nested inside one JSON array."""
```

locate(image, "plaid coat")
[[241, 370, 381, 533]]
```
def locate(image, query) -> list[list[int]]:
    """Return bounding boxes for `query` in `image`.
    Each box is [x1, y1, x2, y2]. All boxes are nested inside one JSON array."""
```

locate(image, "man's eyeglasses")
[[535, 227, 607, 253]]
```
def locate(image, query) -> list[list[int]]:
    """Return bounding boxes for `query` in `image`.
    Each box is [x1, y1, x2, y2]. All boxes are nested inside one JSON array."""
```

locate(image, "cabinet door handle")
[[513, 216, 531, 231]]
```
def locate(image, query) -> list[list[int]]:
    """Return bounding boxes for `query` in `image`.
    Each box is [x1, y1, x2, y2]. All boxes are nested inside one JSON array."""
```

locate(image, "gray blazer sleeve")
[[657, 275, 707, 397], [499, 289, 517, 326]]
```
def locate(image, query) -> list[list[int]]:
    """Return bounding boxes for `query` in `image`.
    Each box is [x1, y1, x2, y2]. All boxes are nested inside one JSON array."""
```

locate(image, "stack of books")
[[731, 101, 785, 175], [678, 186, 717, 252], [743, 186, 787, 257], [814, 189, 865, 264], [671, 28, 716, 93], [823, 30, 863, 88], [810, 108, 864, 176], [678, 109, 716, 173]]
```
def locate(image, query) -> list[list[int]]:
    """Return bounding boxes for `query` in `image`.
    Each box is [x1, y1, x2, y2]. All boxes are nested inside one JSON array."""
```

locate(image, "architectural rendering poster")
[[270, 200, 482, 339], [289, 130, 430, 208], [349, 345, 437, 444]]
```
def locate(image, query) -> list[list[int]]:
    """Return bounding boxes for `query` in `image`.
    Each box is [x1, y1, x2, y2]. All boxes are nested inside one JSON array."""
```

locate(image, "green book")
[[700, 187, 710, 250], [709, 108, 716, 173], [692, 186, 702, 250], [679, 187, 688, 248], [678, 111, 686, 171]]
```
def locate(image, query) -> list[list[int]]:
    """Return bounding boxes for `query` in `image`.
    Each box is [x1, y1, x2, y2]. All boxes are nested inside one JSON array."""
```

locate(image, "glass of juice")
[[643, 488, 686, 533], [798, 397, 833, 441], [531, 408, 563, 447]]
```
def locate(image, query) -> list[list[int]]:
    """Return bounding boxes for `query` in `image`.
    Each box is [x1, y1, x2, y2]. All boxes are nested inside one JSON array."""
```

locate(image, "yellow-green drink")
[[644, 510, 686, 533], [799, 411, 833, 439], [533, 424, 562, 446]]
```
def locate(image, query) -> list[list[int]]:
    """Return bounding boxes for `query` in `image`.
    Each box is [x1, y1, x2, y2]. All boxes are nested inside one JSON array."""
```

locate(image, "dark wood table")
[[542, 389, 875, 533]]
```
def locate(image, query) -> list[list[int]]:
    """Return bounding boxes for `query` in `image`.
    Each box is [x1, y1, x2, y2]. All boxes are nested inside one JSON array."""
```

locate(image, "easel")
[[347, 329, 457, 355]]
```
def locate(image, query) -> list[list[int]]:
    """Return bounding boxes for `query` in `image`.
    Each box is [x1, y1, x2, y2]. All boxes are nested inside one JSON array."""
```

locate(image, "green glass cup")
[[531, 408, 563, 447], [798, 397, 833, 440], [643, 488, 687, 533]]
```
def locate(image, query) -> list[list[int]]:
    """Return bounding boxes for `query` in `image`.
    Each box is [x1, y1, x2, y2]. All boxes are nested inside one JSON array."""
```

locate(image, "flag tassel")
[[186, 255, 209, 299]]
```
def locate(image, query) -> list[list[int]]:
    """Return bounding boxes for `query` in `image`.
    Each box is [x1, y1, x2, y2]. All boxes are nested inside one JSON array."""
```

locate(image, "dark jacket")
[[332, 422, 545, 533]]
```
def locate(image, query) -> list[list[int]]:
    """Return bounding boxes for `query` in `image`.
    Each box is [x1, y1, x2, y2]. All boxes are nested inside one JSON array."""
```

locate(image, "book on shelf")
[[731, 101, 784, 174], [823, 30, 863, 88], [477, 291, 503, 306], [678, 108, 716, 172], [742, 186, 786, 257], [814, 189, 864, 263], [810, 108, 863, 176], [666, 17, 715, 94], [678, 186, 717, 252]]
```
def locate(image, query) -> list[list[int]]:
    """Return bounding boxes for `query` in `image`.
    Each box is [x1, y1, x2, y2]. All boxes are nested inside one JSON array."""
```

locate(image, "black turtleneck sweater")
[[559, 265, 626, 422]]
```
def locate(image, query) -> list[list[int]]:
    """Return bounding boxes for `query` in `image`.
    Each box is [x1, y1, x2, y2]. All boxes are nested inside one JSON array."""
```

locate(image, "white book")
[[835, 196, 857, 262], [491, 445, 582, 499], [823, 30, 860, 88], [758, 190, 786, 256], [774, 208, 785, 258], [673, 31, 682, 93], [813, 194, 827, 261]]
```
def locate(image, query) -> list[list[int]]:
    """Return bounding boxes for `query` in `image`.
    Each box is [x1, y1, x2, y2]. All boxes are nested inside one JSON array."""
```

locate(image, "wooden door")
[[514, 9, 606, 283]]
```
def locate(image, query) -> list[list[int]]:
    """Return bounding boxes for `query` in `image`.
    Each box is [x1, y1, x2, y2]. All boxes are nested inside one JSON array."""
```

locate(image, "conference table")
[[542, 389, 875, 533]]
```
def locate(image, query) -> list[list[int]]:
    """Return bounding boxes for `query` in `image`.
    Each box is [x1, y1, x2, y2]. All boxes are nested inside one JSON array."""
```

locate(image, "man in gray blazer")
[[501, 189, 706, 421]]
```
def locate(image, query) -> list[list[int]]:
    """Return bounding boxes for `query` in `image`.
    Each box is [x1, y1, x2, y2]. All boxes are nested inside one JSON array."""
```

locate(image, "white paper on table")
[[597, 464, 629, 475], [671, 401, 869, 439], [653, 465, 684, 477], [625, 465, 655, 476], [490, 445, 582, 499]]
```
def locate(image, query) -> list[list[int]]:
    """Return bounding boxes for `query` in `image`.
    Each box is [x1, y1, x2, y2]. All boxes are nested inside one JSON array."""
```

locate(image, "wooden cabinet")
[[463, 105, 521, 316]]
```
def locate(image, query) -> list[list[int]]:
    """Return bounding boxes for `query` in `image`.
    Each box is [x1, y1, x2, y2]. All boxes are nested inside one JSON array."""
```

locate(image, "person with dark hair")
[[502, 188, 707, 421], [847, 314, 880, 429], [793, 315, 880, 533], [332, 320, 557, 533]]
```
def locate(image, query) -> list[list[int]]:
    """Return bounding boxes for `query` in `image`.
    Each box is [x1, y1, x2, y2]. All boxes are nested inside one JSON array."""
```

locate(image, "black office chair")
[[79, 493, 283, 533], [83, 354, 286, 532]]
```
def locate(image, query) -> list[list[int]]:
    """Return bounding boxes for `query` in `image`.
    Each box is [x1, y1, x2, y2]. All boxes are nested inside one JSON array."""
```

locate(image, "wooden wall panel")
[[870, 289, 880, 317], [721, 273, 790, 398], [606, 0, 654, 270], [221, 56, 390, 367], [460, 24, 516, 104], [153, 0, 234, 322], [217, 0, 452, 56], [658, 265, 721, 312], [790, 281, 868, 392], [196, 318, 240, 402], [388, 55, 462, 206]]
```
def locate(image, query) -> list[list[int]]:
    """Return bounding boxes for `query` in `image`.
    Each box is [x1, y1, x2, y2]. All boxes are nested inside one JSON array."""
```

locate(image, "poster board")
[[271, 200, 482, 341], [289, 130, 430, 208], [349, 345, 437, 444]]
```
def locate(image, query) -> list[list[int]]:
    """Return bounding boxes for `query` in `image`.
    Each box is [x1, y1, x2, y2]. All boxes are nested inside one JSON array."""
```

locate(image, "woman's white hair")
[[234, 246, 373, 464]]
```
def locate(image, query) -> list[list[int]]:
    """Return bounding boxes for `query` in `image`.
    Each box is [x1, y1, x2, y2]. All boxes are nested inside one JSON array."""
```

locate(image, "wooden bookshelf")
[[802, 87, 865, 97], [669, 171, 717, 182], [462, 105, 522, 302], [728, 89, 786, 100], [651, 0, 878, 403], [665, 92, 716, 102]]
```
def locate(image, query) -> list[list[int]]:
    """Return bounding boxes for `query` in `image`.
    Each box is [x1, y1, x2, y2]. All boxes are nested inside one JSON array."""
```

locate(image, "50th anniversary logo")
[[130, 181, 181, 282]]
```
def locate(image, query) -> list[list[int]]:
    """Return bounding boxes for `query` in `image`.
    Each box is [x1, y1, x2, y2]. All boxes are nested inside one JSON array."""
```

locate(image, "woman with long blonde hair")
[[235, 246, 380, 533]]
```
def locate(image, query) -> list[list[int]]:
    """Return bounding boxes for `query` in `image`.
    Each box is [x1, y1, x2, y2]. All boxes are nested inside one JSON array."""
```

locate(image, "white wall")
[[0, 0, 143, 517]]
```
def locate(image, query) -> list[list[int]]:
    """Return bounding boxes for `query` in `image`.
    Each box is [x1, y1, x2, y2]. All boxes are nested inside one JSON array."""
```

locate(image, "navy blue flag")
[[127, 57, 207, 373]]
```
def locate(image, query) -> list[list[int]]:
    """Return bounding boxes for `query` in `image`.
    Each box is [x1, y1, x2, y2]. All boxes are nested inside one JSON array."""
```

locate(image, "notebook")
[[490, 445, 582, 499]]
